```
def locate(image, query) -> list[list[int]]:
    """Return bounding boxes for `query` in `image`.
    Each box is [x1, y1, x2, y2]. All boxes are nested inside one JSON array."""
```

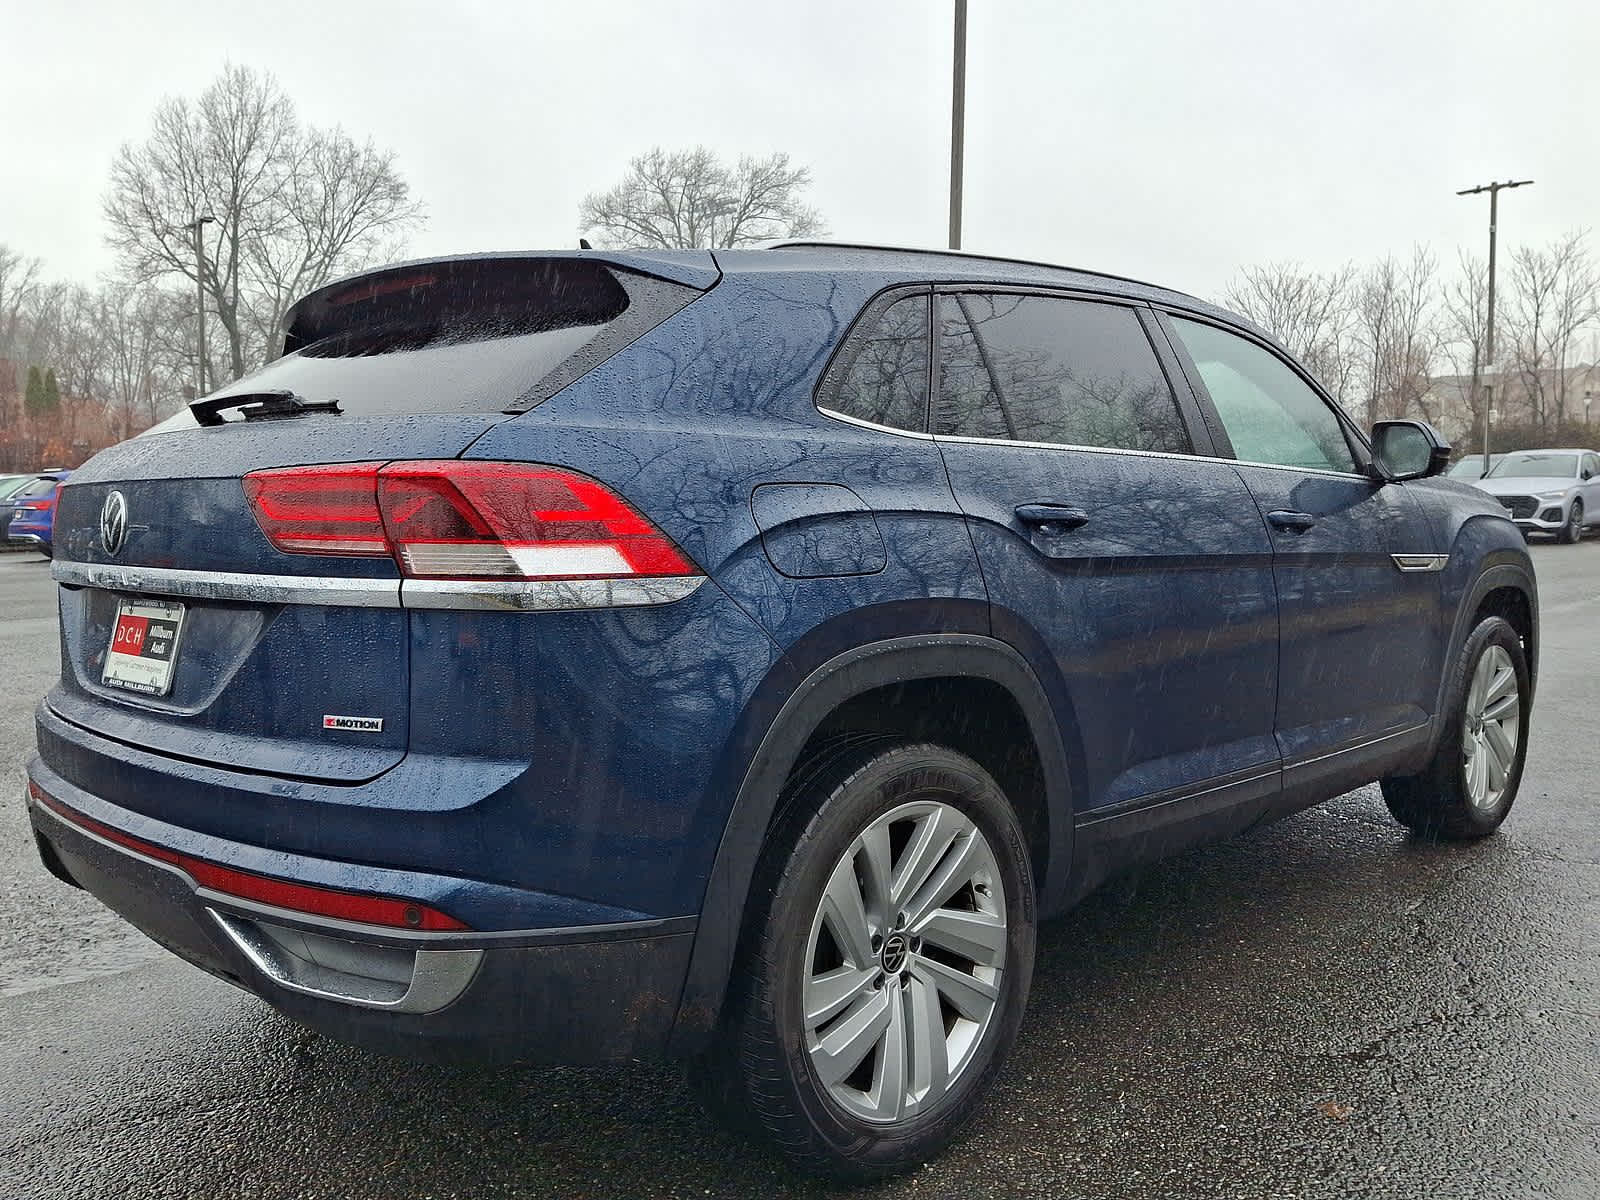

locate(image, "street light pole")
[[1456, 179, 1532, 474], [948, 0, 967, 250], [189, 215, 215, 399]]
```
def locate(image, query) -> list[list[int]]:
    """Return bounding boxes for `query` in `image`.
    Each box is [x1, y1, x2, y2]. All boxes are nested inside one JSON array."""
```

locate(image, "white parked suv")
[[1473, 448, 1600, 543]]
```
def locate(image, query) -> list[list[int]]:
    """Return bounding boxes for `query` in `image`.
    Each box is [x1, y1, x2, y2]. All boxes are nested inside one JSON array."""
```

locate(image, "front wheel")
[[696, 742, 1037, 1178], [1382, 615, 1530, 839], [1559, 499, 1584, 544]]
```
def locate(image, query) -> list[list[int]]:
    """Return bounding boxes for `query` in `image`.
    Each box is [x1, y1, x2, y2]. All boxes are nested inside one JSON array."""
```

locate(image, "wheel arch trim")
[[667, 632, 1073, 1051], [1429, 554, 1538, 760]]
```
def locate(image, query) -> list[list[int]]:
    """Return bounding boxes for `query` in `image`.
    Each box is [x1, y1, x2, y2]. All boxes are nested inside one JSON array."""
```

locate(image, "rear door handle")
[[1266, 509, 1317, 533], [1015, 503, 1090, 533]]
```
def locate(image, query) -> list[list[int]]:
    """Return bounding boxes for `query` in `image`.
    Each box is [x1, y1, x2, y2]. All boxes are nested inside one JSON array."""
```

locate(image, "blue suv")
[[27, 244, 1536, 1177]]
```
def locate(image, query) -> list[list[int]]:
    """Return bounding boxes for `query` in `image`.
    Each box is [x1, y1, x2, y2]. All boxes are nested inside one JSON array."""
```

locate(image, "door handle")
[[1015, 503, 1090, 533], [1266, 509, 1317, 533]]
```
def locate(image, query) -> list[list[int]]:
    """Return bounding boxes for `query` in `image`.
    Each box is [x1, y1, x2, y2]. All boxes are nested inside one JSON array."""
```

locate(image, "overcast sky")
[[5, 0, 1598, 299]]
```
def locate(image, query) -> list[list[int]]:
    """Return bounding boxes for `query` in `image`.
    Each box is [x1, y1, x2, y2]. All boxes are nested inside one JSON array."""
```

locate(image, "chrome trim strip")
[[1282, 722, 1430, 772], [400, 575, 705, 612], [935, 432, 1372, 481], [1076, 765, 1281, 828], [1391, 553, 1449, 573], [814, 406, 1373, 481], [816, 406, 936, 440], [52, 560, 401, 607], [208, 909, 484, 1014], [9, 533, 44, 546], [51, 560, 705, 612]]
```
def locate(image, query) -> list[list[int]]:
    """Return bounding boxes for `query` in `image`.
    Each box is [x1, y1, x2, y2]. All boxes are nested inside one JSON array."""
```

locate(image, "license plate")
[[102, 598, 186, 696]]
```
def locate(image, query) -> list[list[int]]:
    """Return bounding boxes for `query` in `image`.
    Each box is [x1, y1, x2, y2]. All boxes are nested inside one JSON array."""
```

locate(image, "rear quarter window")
[[816, 292, 931, 432]]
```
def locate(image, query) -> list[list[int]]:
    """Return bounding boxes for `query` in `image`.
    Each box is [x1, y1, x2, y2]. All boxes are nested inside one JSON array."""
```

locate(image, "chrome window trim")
[[51, 559, 705, 612], [933, 431, 1374, 481], [816, 405, 935, 440], [816, 404, 1373, 481]]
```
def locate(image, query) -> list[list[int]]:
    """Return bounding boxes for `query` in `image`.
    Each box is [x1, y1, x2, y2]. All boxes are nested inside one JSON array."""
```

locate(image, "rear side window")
[[817, 293, 930, 432], [1170, 316, 1357, 474], [933, 294, 1191, 454]]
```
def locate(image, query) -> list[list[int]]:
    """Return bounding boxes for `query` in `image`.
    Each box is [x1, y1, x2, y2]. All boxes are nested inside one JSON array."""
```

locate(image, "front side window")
[[933, 294, 1190, 454], [817, 293, 930, 432], [1583, 454, 1599, 479], [1170, 317, 1357, 474]]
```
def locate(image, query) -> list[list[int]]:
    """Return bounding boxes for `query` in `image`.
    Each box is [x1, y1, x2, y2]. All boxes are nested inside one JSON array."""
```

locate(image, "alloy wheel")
[[801, 800, 1006, 1125], [1461, 643, 1520, 811]]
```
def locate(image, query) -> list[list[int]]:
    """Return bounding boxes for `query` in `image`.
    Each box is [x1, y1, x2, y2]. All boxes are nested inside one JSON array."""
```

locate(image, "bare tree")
[[1221, 261, 1360, 406], [104, 64, 422, 383], [1354, 246, 1437, 424], [1439, 250, 1490, 442], [579, 146, 825, 249], [243, 125, 420, 356], [1545, 234, 1599, 424], [102, 284, 188, 439], [0, 244, 45, 439], [1504, 232, 1596, 428], [0, 244, 43, 359]]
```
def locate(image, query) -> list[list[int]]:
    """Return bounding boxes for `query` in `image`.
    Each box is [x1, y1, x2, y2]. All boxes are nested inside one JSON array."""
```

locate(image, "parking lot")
[[1, 544, 1596, 1199]]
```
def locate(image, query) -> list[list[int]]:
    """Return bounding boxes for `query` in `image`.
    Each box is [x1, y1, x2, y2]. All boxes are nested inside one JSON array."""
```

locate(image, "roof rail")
[[760, 239, 1201, 302]]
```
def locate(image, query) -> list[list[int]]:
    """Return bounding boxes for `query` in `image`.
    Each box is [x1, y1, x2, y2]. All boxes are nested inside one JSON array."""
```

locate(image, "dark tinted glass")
[[819, 294, 930, 432], [933, 294, 1190, 453], [151, 262, 690, 425]]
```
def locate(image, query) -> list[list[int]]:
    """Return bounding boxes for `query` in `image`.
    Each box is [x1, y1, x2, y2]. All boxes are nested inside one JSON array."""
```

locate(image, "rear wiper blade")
[[190, 390, 342, 426]]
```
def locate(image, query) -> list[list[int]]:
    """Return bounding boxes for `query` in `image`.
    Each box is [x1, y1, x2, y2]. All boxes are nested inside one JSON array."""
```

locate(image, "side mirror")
[[1371, 420, 1450, 482]]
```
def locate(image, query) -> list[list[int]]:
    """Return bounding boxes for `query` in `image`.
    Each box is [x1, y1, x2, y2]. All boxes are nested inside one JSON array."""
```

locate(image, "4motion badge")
[[323, 714, 384, 733]]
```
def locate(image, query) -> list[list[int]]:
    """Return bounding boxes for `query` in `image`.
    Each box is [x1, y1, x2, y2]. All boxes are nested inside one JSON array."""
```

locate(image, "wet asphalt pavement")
[[1, 544, 1596, 1199]]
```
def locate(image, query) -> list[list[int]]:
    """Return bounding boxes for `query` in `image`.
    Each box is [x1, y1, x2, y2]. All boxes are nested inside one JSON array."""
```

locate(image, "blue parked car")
[[27, 245, 1536, 1176], [7, 470, 71, 556]]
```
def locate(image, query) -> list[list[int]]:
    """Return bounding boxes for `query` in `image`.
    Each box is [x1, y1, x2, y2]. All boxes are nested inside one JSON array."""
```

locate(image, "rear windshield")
[[164, 259, 693, 427], [9, 477, 58, 499]]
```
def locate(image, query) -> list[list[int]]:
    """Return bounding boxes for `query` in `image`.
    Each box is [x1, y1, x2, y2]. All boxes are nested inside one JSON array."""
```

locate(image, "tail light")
[[244, 461, 698, 581], [243, 463, 388, 556]]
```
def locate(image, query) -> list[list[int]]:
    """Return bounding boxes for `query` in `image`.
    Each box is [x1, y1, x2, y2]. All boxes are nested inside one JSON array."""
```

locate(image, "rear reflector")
[[244, 461, 698, 582], [29, 781, 469, 932]]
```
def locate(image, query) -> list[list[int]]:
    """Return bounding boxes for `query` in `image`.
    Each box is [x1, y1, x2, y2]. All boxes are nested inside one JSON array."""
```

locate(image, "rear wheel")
[[1382, 616, 1529, 839], [1560, 499, 1584, 544], [696, 742, 1036, 1178]]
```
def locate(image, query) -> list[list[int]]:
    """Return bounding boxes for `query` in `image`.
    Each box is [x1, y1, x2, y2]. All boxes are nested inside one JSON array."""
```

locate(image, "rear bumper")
[[26, 759, 696, 1064]]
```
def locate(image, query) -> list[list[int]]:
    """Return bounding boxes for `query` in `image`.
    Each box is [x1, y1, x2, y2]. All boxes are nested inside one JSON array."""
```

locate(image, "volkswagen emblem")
[[100, 490, 129, 557]]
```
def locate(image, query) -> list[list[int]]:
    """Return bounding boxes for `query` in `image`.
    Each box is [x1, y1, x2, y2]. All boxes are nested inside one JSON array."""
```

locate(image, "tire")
[[1382, 616, 1530, 840], [1559, 499, 1583, 544], [695, 742, 1036, 1179]]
